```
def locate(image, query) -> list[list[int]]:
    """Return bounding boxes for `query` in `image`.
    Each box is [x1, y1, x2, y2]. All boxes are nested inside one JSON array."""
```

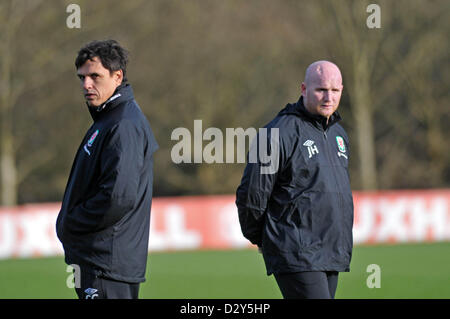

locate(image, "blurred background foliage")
[[0, 0, 448, 205]]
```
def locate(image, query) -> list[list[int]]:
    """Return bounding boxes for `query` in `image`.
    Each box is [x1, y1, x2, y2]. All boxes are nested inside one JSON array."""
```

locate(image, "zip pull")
[[323, 131, 327, 139]]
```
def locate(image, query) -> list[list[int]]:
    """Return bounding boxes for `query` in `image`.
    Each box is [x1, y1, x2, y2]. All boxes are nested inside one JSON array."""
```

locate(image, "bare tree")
[[0, 0, 43, 205], [310, 0, 382, 190], [0, 0, 448, 204]]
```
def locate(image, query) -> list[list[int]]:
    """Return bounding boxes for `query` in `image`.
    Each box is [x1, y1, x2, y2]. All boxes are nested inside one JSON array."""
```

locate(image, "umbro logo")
[[303, 140, 319, 158], [84, 287, 99, 299]]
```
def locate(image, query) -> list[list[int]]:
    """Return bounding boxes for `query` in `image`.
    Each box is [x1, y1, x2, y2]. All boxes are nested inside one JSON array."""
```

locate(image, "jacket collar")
[[279, 95, 341, 130], [87, 83, 134, 121]]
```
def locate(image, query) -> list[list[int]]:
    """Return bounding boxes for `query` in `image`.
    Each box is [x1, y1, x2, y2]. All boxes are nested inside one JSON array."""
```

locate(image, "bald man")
[[236, 61, 354, 299]]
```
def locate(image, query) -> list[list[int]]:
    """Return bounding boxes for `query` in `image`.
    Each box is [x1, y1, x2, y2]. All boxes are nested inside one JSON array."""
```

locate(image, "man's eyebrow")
[[315, 87, 341, 91], [77, 72, 101, 77]]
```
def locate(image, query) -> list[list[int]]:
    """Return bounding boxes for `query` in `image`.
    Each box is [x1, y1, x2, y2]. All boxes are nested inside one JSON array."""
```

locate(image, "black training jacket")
[[56, 83, 158, 283], [236, 96, 353, 275]]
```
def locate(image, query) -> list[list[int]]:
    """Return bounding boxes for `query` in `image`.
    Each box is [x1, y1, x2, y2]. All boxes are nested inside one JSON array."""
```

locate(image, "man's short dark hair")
[[75, 39, 129, 82]]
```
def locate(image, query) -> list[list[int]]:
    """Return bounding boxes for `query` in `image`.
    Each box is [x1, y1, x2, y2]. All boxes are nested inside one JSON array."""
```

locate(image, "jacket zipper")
[[322, 127, 340, 192], [322, 126, 346, 242]]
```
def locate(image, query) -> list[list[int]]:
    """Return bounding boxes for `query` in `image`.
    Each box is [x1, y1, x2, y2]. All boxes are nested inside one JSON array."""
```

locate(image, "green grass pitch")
[[0, 242, 449, 298]]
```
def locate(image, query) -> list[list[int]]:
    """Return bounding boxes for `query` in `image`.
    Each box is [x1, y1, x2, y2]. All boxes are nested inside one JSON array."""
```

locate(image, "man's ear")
[[301, 82, 306, 96], [114, 69, 123, 86]]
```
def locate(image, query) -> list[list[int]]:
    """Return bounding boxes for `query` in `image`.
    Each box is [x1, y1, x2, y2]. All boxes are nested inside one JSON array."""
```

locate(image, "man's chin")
[[320, 111, 334, 117], [86, 100, 100, 107], [318, 107, 336, 118]]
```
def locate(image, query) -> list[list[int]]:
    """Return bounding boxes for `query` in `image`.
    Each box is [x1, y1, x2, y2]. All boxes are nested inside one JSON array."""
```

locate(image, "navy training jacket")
[[236, 96, 354, 275], [56, 83, 158, 283]]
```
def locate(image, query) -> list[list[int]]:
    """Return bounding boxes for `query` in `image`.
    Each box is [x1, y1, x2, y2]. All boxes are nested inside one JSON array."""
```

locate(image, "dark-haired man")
[[56, 40, 158, 299]]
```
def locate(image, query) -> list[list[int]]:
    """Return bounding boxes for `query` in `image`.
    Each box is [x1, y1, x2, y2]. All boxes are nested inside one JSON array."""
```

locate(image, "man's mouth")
[[85, 93, 96, 99]]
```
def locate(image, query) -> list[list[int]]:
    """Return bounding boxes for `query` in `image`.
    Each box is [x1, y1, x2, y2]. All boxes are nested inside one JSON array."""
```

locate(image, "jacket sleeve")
[[65, 120, 144, 234], [235, 128, 280, 246]]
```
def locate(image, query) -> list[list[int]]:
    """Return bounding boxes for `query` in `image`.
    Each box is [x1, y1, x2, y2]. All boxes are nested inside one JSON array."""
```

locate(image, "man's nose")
[[82, 77, 93, 90], [323, 90, 332, 101]]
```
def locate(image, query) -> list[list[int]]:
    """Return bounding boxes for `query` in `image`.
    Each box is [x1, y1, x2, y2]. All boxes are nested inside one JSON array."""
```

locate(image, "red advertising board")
[[0, 190, 449, 259]]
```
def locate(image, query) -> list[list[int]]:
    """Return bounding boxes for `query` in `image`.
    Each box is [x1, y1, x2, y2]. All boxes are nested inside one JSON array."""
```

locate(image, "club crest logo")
[[336, 136, 346, 153], [84, 129, 99, 156], [87, 130, 99, 147]]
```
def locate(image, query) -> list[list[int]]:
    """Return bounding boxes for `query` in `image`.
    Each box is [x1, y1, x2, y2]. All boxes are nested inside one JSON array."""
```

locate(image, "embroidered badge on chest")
[[88, 130, 99, 146], [336, 136, 348, 159], [336, 136, 346, 152], [84, 129, 99, 155]]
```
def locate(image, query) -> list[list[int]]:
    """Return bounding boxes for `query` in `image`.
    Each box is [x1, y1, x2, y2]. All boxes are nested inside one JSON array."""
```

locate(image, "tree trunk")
[[0, 0, 18, 206], [350, 51, 378, 190], [0, 137, 17, 206]]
